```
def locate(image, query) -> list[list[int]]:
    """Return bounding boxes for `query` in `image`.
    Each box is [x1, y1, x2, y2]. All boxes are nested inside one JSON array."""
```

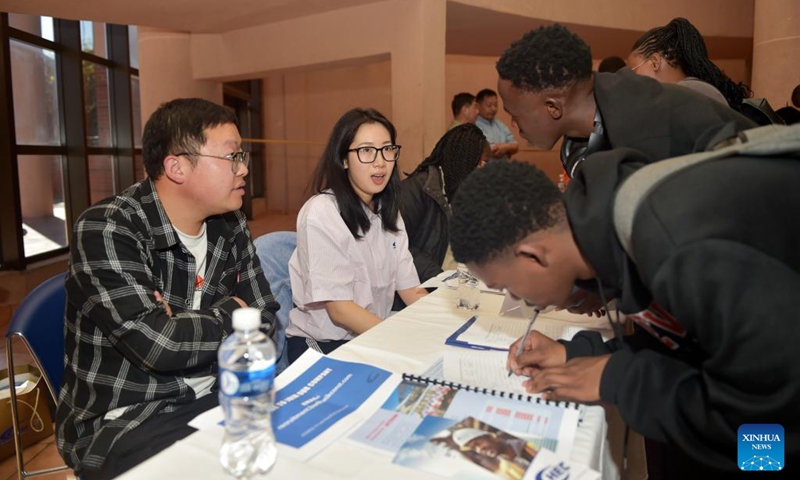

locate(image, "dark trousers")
[[286, 335, 349, 364], [81, 393, 219, 480]]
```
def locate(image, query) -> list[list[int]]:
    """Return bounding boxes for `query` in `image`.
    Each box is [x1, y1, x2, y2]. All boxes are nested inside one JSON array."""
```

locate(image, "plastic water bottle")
[[456, 263, 481, 310], [219, 308, 277, 478]]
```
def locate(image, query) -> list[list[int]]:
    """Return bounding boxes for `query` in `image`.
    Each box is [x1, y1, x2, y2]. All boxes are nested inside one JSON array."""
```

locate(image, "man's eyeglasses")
[[176, 151, 250, 173], [347, 145, 401, 164]]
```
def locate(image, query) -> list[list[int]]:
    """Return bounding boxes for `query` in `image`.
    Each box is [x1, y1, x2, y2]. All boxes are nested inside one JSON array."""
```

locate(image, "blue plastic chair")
[[254, 232, 297, 375], [5, 273, 70, 479]]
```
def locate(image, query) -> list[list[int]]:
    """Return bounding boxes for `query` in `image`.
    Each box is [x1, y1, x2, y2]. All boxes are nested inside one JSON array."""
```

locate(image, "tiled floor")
[[0, 209, 299, 479], [0, 434, 75, 480]]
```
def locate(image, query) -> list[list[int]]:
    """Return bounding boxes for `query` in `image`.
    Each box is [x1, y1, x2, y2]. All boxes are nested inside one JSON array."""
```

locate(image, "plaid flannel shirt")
[[56, 178, 278, 472]]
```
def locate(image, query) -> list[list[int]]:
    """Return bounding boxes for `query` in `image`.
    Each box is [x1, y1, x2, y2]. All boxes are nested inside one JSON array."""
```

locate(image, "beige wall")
[[451, 0, 754, 37], [263, 61, 393, 213], [190, 0, 445, 185], [752, 0, 800, 107], [138, 27, 223, 122], [713, 59, 750, 86]]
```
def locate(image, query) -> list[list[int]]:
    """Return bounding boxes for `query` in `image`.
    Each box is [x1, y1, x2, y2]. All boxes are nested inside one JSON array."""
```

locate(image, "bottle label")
[[219, 363, 275, 397]]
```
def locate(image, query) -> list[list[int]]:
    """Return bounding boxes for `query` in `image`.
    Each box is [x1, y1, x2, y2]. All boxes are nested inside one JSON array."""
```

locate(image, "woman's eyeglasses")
[[347, 145, 402, 164]]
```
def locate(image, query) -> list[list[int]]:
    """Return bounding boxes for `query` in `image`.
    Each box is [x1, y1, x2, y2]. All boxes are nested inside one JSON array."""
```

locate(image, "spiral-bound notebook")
[[349, 365, 582, 459], [401, 372, 582, 411], [430, 348, 586, 410]]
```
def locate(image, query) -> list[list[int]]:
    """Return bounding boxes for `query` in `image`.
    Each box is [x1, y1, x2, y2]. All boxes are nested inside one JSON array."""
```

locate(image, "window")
[[0, 15, 142, 269], [8, 13, 54, 41], [80, 20, 107, 58], [10, 40, 60, 146], [83, 61, 112, 147]]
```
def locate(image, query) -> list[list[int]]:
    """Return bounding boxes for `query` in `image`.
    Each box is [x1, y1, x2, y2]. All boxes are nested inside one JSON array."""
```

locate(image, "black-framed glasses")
[[347, 145, 401, 164], [175, 151, 250, 173]]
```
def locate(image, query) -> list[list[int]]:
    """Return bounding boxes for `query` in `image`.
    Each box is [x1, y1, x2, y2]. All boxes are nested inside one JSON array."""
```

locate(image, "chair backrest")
[[5, 273, 67, 402], [254, 232, 297, 374]]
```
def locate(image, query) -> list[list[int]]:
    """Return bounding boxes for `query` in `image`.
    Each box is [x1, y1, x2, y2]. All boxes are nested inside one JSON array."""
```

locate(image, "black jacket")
[[563, 148, 800, 471], [398, 166, 450, 282], [594, 69, 756, 161]]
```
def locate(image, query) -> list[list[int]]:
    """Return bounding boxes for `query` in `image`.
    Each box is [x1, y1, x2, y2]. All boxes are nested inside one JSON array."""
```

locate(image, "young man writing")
[[449, 156, 799, 478]]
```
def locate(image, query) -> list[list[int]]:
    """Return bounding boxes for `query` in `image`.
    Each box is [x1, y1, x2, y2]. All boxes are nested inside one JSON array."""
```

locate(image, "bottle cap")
[[232, 307, 261, 331]]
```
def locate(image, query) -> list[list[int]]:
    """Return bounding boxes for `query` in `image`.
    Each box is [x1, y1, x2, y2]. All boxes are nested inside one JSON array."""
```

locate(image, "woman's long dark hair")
[[410, 123, 488, 201], [631, 17, 751, 110], [311, 108, 401, 239]]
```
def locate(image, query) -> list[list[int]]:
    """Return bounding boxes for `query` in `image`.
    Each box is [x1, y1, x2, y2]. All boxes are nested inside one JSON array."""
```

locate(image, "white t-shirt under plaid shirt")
[[287, 191, 420, 341]]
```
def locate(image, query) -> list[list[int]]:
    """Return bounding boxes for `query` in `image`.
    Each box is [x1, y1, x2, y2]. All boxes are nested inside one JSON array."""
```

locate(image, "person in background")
[[449, 92, 480, 129], [449, 158, 800, 479], [399, 123, 490, 283], [627, 17, 751, 109], [286, 108, 427, 362], [57, 98, 279, 479], [597, 55, 626, 73], [475, 88, 519, 162]]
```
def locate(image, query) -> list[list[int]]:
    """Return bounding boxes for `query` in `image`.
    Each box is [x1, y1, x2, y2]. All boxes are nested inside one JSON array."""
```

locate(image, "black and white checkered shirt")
[[56, 178, 279, 472]]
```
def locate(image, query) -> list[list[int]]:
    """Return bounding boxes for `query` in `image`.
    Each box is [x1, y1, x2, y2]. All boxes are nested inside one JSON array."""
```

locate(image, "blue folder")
[[444, 316, 510, 351]]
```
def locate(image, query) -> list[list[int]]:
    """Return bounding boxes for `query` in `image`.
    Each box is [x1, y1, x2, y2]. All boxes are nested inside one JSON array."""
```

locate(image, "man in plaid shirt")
[[56, 98, 279, 479]]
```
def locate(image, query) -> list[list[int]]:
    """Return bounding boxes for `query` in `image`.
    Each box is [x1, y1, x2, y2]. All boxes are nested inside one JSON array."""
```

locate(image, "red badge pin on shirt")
[[194, 275, 204, 290]]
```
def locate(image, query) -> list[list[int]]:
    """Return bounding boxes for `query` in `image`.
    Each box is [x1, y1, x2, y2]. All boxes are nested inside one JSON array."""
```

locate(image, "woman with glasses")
[[399, 123, 490, 283], [286, 108, 427, 362], [626, 17, 750, 110]]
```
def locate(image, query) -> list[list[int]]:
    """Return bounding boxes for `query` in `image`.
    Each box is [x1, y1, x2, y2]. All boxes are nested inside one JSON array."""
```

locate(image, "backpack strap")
[[613, 124, 800, 260]]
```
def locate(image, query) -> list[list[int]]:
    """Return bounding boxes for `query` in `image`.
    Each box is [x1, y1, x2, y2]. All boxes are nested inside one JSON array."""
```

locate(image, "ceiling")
[[445, 2, 752, 60], [0, 0, 752, 60], [0, 0, 387, 33]]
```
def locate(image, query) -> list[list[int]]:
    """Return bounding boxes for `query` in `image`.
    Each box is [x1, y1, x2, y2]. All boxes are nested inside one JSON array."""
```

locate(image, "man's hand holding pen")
[[506, 331, 609, 403], [507, 331, 567, 377]]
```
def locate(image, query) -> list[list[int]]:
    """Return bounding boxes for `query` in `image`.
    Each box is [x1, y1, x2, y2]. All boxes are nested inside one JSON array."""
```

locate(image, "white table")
[[119, 288, 620, 479]]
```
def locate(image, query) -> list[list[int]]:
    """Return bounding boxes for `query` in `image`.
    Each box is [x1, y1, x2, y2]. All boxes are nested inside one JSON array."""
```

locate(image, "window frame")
[[0, 14, 141, 269]]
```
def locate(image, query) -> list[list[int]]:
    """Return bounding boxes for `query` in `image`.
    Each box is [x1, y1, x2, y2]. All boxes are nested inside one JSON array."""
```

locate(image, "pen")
[[508, 308, 540, 377]]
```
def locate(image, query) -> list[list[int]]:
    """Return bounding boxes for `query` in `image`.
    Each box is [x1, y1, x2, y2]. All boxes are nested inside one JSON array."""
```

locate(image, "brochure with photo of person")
[[348, 375, 580, 457], [393, 416, 600, 480]]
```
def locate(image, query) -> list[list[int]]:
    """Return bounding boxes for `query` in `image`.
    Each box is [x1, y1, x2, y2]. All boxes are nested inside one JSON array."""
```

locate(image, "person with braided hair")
[[627, 17, 751, 110], [399, 123, 490, 282]]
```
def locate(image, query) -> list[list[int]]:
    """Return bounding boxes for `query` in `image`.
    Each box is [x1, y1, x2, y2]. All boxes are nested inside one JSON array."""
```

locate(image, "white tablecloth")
[[119, 288, 620, 479]]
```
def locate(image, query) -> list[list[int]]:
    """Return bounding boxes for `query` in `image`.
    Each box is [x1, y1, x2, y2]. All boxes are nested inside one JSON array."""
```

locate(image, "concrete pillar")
[[137, 27, 223, 123], [390, 0, 446, 166], [751, 0, 800, 107]]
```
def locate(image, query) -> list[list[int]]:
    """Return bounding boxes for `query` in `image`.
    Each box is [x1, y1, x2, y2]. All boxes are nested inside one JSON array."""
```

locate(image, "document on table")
[[188, 349, 400, 462], [446, 315, 608, 352], [443, 348, 532, 395]]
